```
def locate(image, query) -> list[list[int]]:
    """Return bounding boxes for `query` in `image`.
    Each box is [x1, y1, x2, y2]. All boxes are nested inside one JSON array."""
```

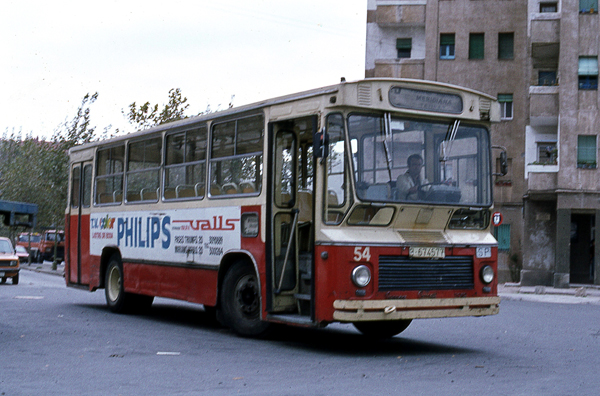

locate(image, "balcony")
[[526, 172, 558, 198], [530, 15, 560, 64], [373, 59, 425, 79], [529, 86, 559, 126], [375, 4, 426, 27]]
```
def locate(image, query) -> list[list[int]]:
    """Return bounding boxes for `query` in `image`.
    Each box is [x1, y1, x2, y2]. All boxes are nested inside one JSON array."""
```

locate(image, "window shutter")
[[578, 57, 599, 76], [469, 33, 484, 59], [498, 33, 514, 59], [440, 34, 455, 46], [577, 135, 597, 163], [396, 38, 412, 49], [497, 94, 513, 102], [579, 0, 598, 11], [495, 224, 510, 251]]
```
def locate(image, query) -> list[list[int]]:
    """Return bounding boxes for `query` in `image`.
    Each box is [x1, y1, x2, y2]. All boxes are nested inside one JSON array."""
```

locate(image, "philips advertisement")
[[90, 207, 241, 266]]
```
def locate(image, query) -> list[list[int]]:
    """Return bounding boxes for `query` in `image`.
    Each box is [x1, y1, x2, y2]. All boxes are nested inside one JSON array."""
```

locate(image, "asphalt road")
[[1, 270, 599, 396]]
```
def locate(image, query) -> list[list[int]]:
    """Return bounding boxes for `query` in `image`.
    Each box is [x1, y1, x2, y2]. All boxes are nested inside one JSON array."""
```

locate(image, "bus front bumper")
[[333, 296, 500, 322]]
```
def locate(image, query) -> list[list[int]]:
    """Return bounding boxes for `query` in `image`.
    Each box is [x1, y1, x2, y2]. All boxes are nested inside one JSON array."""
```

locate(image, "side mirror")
[[500, 151, 508, 176], [492, 146, 508, 176], [313, 128, 329, 159]]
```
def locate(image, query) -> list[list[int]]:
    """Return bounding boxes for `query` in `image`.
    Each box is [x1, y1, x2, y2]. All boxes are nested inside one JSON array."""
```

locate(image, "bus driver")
[[397, 154, 429, 200]]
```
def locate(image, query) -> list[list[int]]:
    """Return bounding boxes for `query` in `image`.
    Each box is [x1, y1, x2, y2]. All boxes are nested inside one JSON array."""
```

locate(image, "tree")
[[0, 92, 101, 234], [125, 88, 190, 130], [124, 88, 235, 131]]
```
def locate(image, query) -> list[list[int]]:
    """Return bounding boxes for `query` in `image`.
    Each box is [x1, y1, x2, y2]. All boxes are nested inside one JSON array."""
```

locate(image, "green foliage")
[[124, 88, 235, 131], [125, 88, 190, 130], [0, 92, 100, 232]]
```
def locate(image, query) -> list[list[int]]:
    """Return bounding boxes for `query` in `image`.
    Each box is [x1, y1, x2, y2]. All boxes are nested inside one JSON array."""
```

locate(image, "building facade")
[[365, 0, 600, 287]]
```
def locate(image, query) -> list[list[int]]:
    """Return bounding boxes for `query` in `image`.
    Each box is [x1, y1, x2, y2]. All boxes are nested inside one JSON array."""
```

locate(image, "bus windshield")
[[348, 113, 492, 206]]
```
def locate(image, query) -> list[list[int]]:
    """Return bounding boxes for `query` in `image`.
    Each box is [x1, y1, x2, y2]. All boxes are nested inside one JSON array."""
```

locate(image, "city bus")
[[66, 78, 505, 338]]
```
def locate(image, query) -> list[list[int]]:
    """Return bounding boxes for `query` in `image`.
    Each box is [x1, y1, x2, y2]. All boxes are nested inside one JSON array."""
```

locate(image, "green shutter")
[[580, 0, 598, 11], [577, 135, 597, 165], [469, 33, 484, 59], [495, 224, 510, 251], [497, 94, 513, 102], [578, 57, 599, 76], [498, 33, 514, 59], [440, 34, 455, 45], [396, 38, 412, 49]]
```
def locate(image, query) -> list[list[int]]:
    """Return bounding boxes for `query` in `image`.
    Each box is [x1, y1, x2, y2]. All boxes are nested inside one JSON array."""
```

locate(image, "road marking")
[[14, 296, 44, 300]]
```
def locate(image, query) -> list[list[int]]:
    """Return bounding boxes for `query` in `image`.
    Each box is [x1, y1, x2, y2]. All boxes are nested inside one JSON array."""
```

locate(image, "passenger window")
[[165, 126, 207, 200], [95, 145, 124, 205], [209, 114, 264, 197], [126, 138, 162, 203]]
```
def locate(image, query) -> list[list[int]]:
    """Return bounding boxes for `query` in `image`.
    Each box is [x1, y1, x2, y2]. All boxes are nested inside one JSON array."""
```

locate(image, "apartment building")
[[365, 0, 600, 287]]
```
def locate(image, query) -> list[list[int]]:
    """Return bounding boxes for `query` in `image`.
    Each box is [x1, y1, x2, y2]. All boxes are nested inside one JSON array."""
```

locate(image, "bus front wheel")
[[220, 262, 270, 337], [353, 319, 412, 339], [105, 256, 154, 313], [105, 257, 129, 313]]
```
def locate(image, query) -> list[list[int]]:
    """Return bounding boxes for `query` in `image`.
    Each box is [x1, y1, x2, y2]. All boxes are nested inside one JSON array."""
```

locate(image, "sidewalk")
[[21, 262, 600, 305], [21, 261, 65, 277], [499, 282, 600, 305]]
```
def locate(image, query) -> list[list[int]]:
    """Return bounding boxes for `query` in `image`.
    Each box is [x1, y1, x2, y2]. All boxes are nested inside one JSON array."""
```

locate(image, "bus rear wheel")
[[220, 262, 270, 337], [353, 319, 412, 339]]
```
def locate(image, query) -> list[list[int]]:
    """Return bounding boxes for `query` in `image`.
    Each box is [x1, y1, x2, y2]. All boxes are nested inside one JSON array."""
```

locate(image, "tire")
[[1, 277, 6, 284], [353, 319, 412, 339], [105, 255, 153, 313], [105, 255, 132, 313], [12, 274, 19, 285], [220, 262, 270, 337]]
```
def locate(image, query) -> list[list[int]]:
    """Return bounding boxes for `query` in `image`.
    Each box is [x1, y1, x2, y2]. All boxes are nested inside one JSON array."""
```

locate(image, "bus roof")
[[69, 78, 498, 156]]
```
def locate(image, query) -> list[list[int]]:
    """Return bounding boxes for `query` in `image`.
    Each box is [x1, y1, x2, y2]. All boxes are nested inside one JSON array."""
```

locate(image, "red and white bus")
[[66, 78, 504, 337]]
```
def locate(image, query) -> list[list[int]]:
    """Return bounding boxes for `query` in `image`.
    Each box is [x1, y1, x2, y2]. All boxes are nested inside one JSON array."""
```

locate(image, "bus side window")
[[210, 115, 264, 197], [126, 137, 162, 203], [95, 145, 124, 205], [165, 126, 207, 200]]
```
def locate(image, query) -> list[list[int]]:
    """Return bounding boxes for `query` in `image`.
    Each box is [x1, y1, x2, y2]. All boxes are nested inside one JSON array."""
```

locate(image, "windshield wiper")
[[441, 119, 460, 163]]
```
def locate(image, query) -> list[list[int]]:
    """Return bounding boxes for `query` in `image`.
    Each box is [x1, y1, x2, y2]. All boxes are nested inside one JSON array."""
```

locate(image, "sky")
[[1, 0, 367, 139]]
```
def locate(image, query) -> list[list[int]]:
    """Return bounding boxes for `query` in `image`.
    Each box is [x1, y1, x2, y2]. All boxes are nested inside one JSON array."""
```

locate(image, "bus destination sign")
[[389, 87, 463, 114]]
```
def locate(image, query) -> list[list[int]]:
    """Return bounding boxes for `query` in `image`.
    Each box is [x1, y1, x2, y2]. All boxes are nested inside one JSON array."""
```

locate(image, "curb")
[[21, 262, 65, 277]]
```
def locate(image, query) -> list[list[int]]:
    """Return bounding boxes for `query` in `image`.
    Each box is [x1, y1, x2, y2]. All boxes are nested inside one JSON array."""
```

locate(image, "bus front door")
[[268, 118, 315, 319], [67, 162, 92, 286]]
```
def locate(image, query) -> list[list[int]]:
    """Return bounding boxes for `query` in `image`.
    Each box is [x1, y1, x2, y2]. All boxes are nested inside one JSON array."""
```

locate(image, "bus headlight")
[[480, 265, 495, 284], [352, 265, 371, 288]]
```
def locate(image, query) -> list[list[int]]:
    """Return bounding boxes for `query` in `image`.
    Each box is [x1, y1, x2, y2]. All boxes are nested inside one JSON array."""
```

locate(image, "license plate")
[[409, 247, 445, 259]]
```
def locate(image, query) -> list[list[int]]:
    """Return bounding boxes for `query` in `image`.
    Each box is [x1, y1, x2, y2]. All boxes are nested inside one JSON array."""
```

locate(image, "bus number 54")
[[353, 247, 371, 262]]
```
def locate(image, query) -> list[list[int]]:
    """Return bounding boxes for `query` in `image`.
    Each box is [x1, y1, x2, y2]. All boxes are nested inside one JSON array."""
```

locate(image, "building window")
[[578, 57, 598, 90], [494, 224, 511, 251], [498, 33, 514, 60], [537, 142, 557, 164], [440, 34, 455, 60], [538, 71, 557, 86], [396, 38, 412, 59], [580, 0, 598, 12], [469, 33, 484, 60], [498, 94, 513, 120], [540, 2, 558, 12], [577, 135, 597, 168]]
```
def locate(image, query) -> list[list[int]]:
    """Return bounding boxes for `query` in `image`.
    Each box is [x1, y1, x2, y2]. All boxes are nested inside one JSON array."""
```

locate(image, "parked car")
[[0, 237, 20, 285], [39, 230, 65, 263], [15, 245, 29, 264], [16, 232, 41, 263]]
